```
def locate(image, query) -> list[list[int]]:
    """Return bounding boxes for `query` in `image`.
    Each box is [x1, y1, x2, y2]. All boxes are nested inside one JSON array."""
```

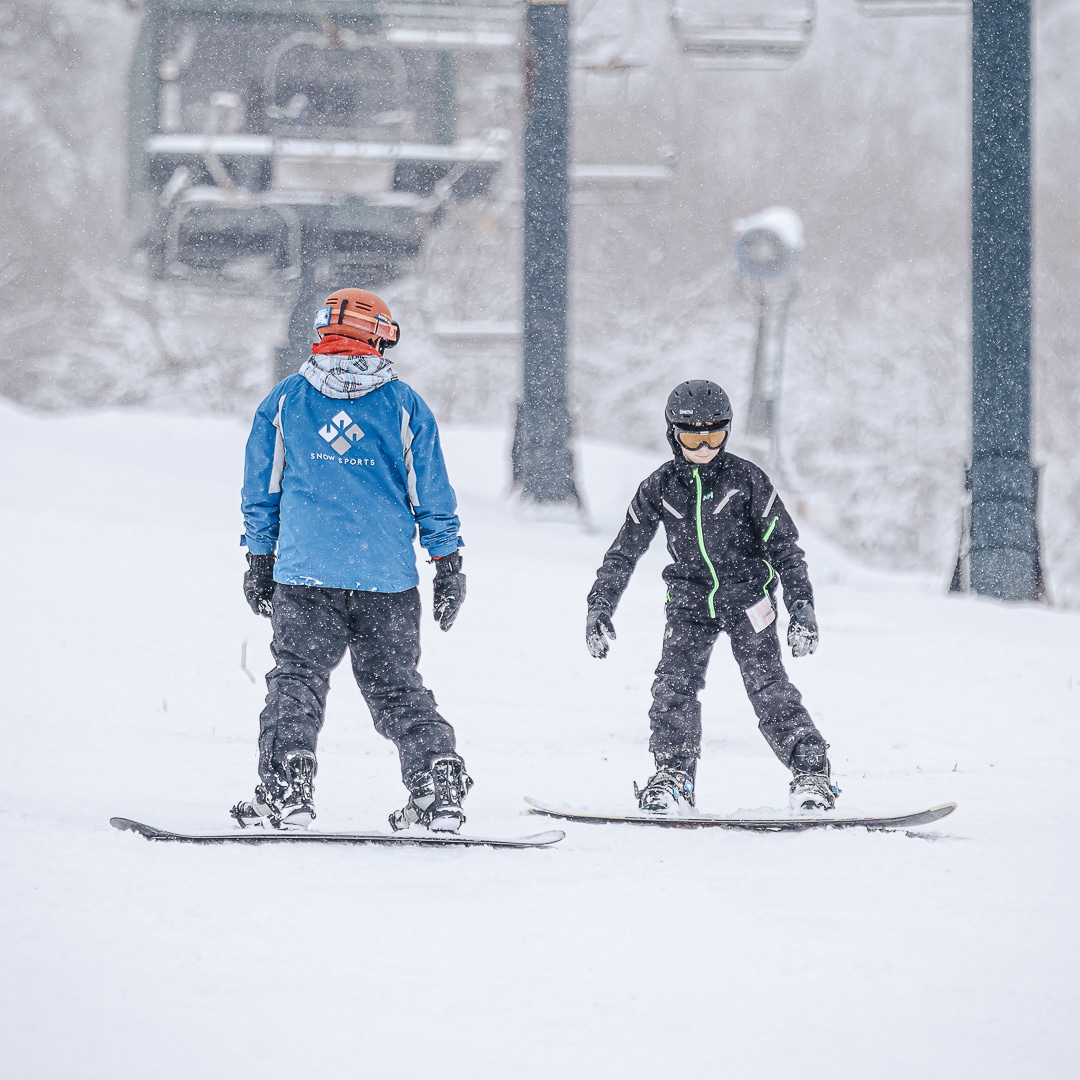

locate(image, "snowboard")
[[110, 816, 564, 849], [523, 797, 957, 832]]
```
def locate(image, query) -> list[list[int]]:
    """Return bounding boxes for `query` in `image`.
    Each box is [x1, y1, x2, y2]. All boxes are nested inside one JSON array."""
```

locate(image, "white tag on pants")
[[746, 595, 776, 634]]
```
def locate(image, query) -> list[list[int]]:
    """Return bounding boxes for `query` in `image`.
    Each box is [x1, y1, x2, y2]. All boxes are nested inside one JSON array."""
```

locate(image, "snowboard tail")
[[110, 817, 563, 849], [523, 797, 957, 832]]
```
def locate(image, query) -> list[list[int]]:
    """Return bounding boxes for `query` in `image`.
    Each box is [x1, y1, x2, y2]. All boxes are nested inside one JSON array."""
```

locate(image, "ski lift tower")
[[857, 0, 1043, 601], [513, 0, 579, 504]]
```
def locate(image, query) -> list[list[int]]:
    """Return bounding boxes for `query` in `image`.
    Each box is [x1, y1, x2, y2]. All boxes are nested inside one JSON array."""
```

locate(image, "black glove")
[[244, 553, 276, 618], [432, 551, 466, 631], [586, 602, 616, 659], [787, 599, 819, 658]]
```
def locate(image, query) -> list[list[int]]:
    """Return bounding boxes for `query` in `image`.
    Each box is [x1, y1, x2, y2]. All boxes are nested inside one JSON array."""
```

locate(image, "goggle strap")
[[313, 305, 399, 341]]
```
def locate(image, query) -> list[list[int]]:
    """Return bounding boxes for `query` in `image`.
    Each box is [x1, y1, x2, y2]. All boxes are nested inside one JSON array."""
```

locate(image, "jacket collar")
[[670, 452, 729, 480]]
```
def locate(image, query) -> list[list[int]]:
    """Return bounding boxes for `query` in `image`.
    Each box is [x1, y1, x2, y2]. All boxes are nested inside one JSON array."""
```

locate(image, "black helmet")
[[665, 380, 733, 427], [665, 380, 733, 457]]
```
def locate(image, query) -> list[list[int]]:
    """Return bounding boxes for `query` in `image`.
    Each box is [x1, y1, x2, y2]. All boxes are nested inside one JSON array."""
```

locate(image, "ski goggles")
[[675, 426, 728, 450], [314, 304, 399, 344]]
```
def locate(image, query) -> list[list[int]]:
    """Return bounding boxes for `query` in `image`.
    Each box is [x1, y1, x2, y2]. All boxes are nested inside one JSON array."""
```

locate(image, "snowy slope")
[[1, 402, 1077, 1079]]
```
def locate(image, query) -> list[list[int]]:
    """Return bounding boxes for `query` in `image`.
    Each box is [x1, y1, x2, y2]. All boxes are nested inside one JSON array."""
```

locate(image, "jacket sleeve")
[[241, 386, 287, 555], [752, 472, 813, 610], [401, 391, 461, 558], [587, 474, 663, 614]]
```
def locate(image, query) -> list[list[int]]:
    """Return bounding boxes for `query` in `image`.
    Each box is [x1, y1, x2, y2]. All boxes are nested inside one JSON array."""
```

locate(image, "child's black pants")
[[649, 605, 825, 771], [258, 584, 457, 786]]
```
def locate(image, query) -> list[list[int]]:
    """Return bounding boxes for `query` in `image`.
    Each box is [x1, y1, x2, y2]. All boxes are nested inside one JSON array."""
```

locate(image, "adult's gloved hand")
[[586, 602, 616, 659], [433, 551, 466, 631], [244, 553, 276, 618], [787, 599, 819, 658]]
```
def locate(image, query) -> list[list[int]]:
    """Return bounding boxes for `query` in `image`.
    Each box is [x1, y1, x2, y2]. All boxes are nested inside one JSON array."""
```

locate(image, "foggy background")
[[1, 0, 1078, 601]]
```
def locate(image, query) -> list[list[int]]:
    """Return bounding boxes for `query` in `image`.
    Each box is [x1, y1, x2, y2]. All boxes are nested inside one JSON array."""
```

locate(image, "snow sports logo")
[[319, 410, 365, 455]]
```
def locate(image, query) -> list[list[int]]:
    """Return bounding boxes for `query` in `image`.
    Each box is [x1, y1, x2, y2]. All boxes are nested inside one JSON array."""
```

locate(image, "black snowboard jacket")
[[587, 452, 813, 623]]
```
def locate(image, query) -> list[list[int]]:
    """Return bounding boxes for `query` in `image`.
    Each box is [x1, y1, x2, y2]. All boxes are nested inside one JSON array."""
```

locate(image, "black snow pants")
[[649, 603, 825, 772], [259, 584, 456, 786]]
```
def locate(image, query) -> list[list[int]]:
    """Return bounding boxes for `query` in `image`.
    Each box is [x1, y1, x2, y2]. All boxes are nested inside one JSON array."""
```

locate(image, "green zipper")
[[693, 467, 721, 618]]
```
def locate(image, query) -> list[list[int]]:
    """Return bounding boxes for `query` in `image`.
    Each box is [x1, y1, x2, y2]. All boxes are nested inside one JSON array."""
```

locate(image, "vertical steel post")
[[969, 0, 1042, 601], [275, 211, 329, 383], [126, 5, 161, 220], [513, 0, 579, 504]]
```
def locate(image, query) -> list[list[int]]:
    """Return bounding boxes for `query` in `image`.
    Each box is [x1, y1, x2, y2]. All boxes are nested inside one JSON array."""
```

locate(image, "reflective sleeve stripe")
[[268, 395, 286, 495], [401, 407, 419, 508], [762, 489, 778, 519], [628, 503, 640, 524], [713, 488, 740, 515], [661, 498, 684, 519]]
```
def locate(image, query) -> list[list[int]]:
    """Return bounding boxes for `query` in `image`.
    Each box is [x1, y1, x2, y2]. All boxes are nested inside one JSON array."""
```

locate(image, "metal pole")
[[745, 287, 772, 443], [275, 212, 329, 384], [512, 0, 579, 504], [969, 0, 1042, 601]]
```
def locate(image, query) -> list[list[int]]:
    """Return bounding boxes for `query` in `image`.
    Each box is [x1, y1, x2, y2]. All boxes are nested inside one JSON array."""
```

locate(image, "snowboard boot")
[[231, 750, 317, 829], [389, 754, 473, 833], [634, 756, 697, 814], [788, 739, 837, 811]]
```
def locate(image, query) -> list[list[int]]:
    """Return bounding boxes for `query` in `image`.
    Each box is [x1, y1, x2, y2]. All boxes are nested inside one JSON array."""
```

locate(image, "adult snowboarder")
[[585, 380, 836, 813], [234, 288, 471, 831]]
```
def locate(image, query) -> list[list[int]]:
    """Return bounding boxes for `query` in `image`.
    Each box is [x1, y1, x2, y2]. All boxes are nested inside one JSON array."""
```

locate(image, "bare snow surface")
[[1, 401, 1077, 1078]]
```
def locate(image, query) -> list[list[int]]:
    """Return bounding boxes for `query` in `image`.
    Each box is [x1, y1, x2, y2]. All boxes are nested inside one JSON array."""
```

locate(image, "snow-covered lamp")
[[733, 207, 804, 477]]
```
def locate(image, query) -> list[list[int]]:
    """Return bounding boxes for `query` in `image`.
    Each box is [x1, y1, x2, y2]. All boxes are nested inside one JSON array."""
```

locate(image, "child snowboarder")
[[585, 379, 836, 813], [234, 287, 471, 831]]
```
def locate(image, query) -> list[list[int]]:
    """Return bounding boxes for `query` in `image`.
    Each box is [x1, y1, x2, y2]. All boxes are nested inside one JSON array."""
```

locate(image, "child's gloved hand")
[[787, 599, 819, 658], [586, 602, 616, 659], [432, 551, 466, 631], [244, 553, 276, 618]]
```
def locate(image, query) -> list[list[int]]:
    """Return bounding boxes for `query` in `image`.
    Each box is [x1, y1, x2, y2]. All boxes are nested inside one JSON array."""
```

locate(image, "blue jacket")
[[242, 374, 461, 591]]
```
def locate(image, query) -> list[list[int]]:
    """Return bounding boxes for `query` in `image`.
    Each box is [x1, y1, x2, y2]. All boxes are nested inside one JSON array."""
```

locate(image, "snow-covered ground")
[[1, 402, 1077, 1079]]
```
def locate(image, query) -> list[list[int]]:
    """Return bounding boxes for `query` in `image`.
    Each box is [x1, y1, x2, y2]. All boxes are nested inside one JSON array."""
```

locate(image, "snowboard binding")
[[231, 750, 317, 829], [635, 766, 696, 814], [788, 741, 838, 812], [390, 754, 473, 834]]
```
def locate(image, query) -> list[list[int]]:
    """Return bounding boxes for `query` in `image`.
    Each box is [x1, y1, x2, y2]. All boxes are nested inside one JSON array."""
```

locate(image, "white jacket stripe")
[[713, 488, 740, 515], [268, 396, 287, 494], [401, 407, 419, 508]]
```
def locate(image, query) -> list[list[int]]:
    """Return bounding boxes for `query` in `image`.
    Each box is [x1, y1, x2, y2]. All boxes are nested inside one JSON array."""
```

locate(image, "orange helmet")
[[313, 288, 400, 350]]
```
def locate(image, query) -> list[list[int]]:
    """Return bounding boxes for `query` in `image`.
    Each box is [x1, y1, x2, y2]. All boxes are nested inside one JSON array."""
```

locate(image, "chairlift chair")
[[378, 1, 521, 49], [669, 0, 816, 70], [855, 0, 969, 16], [132, 0, 511, 288], [571, 0, 679, 205]]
